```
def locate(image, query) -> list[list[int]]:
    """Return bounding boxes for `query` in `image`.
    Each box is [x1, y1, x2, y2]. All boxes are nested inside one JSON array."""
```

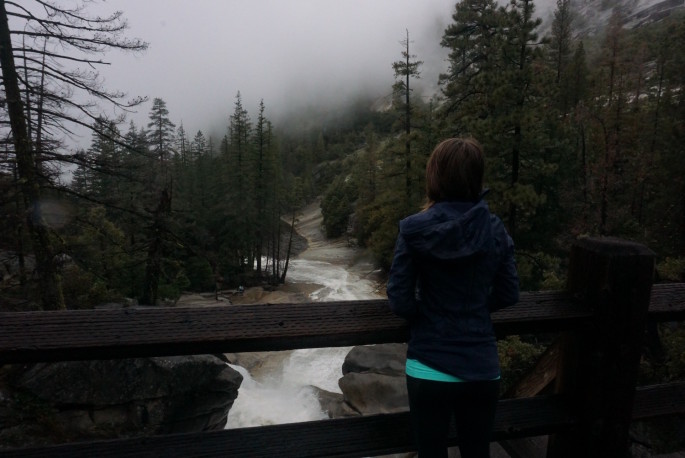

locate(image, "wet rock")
[[225, 351, 293, 379], [338, 372, 409, 415], [312, 387, 359, 418], [336, 344, 409, 416], [342, 343, 407, 376], [1, 355, 242, 448]]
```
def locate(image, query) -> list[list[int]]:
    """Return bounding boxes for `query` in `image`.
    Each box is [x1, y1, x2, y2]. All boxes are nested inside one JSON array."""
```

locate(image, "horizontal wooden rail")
[[1, 284, 683, 364], [0, 290, 590, 364], [4, 382, 684, 457], [645, 283, 685, 322], [632, 381, 685, 420], [2, 395, 576, 458]]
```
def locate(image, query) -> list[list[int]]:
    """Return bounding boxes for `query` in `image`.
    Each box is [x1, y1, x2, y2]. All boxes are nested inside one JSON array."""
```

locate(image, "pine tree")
[[253, 100, 271, 275], [88, 119, 123, 204], [192, 130, 207, 161], [549, 0, 574, 84], [226, 91, 254, 272], [438, 0, 502, 132], [176, 123, 189, 166], [71, 148, 96, 197], [146, 98, 176, 183], [392, 29, 423, 211], [548, 0, 575, 114], [439, 0, 552, 242], [141, 98, 177, 305]]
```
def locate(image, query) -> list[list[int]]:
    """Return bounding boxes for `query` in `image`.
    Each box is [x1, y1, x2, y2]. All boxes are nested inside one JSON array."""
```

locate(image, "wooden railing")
[[1, 237, 685, 457]]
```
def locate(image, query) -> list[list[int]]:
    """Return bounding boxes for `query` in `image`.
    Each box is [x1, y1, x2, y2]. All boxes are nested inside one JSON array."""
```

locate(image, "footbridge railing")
[[1, 237, 685, 457]]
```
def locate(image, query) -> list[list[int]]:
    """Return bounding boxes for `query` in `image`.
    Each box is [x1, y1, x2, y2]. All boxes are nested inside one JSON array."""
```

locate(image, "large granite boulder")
[[0, 355, 242, 448], [342, 343, 408, 376], [334, 343, 409, 416]]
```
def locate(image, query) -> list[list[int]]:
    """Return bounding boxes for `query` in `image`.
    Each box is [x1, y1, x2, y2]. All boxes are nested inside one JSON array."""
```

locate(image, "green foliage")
[[657, 258, 685, 282], [61, 265, 124, 309], [184, 256, 215, 291], [147, 97, 176, 163], [515, 251, 566, 291], [64, 206, 136, 307], [497, 335, 546, 395], [639, 322, 685, 388], [321, 175, 358, 238], [661, 324, 685, 381], [356, 191, 406, 270], [366, 210, 401, 270]]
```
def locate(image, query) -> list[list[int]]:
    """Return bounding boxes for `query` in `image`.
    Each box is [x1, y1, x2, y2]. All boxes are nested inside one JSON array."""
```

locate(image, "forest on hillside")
[[1, 0, 684, 313]]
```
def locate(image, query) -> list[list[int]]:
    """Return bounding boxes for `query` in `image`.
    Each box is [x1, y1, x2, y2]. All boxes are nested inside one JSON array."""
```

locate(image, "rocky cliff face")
[[0, 355, 242, 449], [569, 0, 685, 36]]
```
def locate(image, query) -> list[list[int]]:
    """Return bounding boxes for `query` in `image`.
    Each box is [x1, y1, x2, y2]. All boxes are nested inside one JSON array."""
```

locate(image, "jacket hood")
[[399, 200, 493, 261]]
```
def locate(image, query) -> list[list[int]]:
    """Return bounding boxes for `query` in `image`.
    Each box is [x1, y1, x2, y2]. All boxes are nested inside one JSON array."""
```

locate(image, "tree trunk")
[[510, 122, 521, 239], [279, 211, 296, 284], [405, 42, 411, 212]]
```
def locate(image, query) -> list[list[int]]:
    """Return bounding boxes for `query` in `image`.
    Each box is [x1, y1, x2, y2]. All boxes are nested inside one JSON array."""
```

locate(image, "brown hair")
[[424, 137, 484, 207]]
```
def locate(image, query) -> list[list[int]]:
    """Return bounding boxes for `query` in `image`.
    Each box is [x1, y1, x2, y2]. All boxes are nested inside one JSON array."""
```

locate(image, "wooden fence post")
[[547, 237, 655, 458]]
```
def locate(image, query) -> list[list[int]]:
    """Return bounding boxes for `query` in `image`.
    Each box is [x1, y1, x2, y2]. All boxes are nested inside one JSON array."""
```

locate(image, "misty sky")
[[89, 0, 459, 139]]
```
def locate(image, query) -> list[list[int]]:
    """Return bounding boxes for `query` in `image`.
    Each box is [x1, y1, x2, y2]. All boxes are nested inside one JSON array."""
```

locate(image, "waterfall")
[[225, 252, 384, 428]]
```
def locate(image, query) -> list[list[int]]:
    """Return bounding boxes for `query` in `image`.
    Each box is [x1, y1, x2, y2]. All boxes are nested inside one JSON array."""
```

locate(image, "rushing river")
[[224, 239, 385, 428]]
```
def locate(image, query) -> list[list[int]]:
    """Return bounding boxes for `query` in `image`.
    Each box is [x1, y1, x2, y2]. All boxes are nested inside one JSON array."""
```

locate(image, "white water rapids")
[[224, 204, 385, 428]]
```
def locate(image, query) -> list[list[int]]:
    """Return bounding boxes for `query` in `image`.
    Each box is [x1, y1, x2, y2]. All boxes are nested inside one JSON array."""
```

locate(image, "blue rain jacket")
[[387, 199, 519, 381]]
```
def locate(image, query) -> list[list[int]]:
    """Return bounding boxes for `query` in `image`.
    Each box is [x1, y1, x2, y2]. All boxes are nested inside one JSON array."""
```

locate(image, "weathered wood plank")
[[0, 300, 407, 363], [647, 283, 685, 322], [492, 291, 592, 337], [1, 395, 575, 458], [632, 382, 685, 420], [0, 284, 682, 364], [503, 338, 561, 398], [549, 237, 656, 458], [498, 436, 548, 458], [0, 292, 589, 363]]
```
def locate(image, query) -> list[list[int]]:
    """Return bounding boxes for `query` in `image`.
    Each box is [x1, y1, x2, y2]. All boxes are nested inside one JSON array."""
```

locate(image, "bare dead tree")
[[0, 0, 147, 309]]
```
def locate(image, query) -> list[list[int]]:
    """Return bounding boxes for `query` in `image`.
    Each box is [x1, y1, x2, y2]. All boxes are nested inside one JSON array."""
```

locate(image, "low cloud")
[[92, 0, 457, 136]]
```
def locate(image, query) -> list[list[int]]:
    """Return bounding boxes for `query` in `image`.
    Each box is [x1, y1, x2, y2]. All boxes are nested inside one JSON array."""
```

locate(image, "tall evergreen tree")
[[226, 91, 254, 271], [438, 0, 502, 132], [88, 119, 123, 204], [176, 123, 188, 166], [141, 98, 177, 305], [253, 100, 271, 274], [499, 0, 545, 239], [548, 0, 575, 115], [549, 0, 573, 84], [146, 97, 176, 182], [392, 29, 423, 211], [439, 0, 552, 242]]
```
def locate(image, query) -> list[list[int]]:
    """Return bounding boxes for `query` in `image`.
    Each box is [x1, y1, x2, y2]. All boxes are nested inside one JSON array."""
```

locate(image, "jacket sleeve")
[[387, 233, 419, 319], [488, 231, 520, 312]]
